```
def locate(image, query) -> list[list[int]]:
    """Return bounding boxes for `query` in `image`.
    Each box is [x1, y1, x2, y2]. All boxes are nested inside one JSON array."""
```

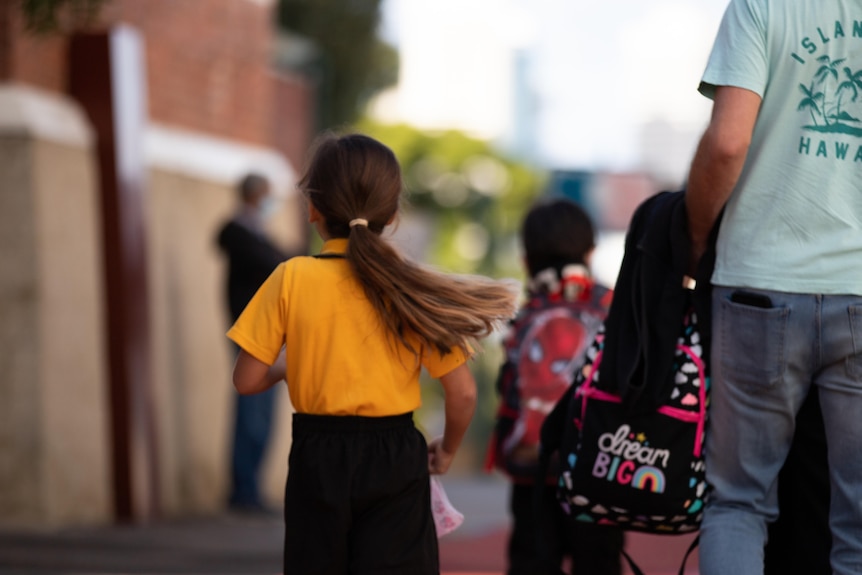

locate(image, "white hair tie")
[[349, 218, 369, 228]]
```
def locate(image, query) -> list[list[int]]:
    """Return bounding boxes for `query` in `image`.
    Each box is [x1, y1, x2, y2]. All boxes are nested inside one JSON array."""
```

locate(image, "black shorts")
[[284, 412, 438, 575]]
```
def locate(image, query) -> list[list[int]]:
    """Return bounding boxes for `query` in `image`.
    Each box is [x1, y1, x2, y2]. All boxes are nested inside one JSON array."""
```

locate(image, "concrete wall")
[[144, 126, 302, 516], [0, 0, 312, 527], [0, 84, 111, 527], [0, 84, 303, 526]]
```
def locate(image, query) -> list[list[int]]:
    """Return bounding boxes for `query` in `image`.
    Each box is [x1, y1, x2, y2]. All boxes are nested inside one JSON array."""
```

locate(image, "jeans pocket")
[[719, 295, 789, 392], [847, 304, 862, 379]]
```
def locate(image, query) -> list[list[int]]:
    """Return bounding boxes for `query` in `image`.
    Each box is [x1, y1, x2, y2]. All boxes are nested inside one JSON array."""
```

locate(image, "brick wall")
[[0, 1, 67, 92], [272, 70, 315, 172], [101, 0, 277, 147], [0, 1, 10, 79], [0, 0, 314, 155]]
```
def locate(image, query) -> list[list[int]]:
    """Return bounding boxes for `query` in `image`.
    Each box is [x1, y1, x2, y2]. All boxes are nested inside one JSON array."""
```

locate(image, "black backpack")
[[555, 317, 707, 533], [538, 191, 716, 575]]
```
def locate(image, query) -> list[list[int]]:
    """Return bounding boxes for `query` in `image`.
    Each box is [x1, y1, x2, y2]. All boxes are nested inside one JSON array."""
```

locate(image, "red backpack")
[[486, 270, 612, 483]]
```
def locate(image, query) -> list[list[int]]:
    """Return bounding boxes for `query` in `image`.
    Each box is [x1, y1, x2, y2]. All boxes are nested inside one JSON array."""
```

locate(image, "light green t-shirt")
[[700, 0, 862, 294]]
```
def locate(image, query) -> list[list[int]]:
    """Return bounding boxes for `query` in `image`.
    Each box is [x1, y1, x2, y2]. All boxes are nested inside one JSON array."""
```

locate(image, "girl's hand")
[[428, 436, 455, 475], [429, 364, 477, 474]]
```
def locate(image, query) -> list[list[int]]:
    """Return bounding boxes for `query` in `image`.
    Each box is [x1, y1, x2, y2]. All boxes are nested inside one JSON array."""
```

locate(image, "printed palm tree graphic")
[[836, 67, 862, 113], [799, 56, 862, 137], [814, 55, 845, 124], [798, 82, 825, 126]]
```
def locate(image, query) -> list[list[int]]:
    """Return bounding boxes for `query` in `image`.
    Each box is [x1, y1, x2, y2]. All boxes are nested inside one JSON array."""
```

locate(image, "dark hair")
[[299, 132, 518, 355], [238, 173, 269, 202], [522, 197, 596, 277]]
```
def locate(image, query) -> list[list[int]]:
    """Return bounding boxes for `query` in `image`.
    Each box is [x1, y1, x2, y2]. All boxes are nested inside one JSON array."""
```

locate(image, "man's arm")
[[686, 85, 762, 270]]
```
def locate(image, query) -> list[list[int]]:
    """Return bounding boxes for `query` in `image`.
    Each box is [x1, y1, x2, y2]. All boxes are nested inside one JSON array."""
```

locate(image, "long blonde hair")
[[299, 132, 518, 355]]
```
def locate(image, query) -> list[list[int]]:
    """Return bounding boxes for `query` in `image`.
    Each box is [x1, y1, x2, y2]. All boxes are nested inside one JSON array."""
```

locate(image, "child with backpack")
[[486, 197, 624, 575], [227, 132, 519, 574]]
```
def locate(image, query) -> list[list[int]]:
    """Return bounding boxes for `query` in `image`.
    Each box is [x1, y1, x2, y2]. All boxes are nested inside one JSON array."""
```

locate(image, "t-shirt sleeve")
[[422, 343, 471, 379], [699, 0, 768, 99], [226, 262, 288, 365]]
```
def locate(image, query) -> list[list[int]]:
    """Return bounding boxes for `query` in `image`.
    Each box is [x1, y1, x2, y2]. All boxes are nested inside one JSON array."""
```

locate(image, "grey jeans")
[[699, 286, 862, 575]]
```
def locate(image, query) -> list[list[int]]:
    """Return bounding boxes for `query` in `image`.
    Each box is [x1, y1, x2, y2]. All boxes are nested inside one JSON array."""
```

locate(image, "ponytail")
[[300, 132, 518, 356], [347, 223, 519, 355]]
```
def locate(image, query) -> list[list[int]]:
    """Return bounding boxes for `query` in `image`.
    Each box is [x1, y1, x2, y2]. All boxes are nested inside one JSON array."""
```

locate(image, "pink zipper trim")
[[576, 342, 708, 457], [676, 343, 707, 457]]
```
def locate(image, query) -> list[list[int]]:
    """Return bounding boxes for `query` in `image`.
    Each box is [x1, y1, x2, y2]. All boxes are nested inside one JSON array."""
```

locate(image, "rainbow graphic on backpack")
[[556, 313, 708, 534]]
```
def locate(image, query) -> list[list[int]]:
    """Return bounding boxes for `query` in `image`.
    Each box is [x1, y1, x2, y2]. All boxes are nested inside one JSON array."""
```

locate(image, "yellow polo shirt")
[[227, 238, 468, 416]]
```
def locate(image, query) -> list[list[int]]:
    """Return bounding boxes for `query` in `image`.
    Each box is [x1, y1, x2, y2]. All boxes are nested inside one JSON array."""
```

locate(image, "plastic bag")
[[430, 476, 464, 537]]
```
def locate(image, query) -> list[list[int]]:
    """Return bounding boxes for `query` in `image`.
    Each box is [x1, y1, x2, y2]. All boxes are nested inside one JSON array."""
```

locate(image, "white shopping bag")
[[430, 476, 464, 537]]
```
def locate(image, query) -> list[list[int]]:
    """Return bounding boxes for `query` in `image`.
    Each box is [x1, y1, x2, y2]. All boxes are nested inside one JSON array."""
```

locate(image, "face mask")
[[259, 196, 278, 220]]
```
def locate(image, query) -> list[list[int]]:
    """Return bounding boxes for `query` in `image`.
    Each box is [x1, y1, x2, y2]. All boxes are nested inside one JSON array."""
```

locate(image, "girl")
[[227, 133, 518, 574]]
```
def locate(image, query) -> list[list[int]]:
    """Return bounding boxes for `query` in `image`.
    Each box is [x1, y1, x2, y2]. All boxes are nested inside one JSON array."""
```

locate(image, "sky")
[[376, 0, 732, 177], [375, 0, 733, 286]]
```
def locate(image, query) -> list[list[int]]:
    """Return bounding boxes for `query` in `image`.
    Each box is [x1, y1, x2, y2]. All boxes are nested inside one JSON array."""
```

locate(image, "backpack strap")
[[312, 253, 346, 259], [620, 534, 699, 575], [620, 548, 646, 575], [677, 535, 700, 575]]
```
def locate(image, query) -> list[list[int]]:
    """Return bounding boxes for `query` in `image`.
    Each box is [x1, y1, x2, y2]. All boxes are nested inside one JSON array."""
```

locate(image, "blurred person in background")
[[486, 197, 623, 575], [685, 0, 860, 573], [217, 173, 290, 513]]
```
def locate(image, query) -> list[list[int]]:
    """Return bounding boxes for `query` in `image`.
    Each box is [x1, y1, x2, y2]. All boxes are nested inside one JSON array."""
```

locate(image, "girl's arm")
[[428, 363, 478, 474], [232, 347, 286, 395]]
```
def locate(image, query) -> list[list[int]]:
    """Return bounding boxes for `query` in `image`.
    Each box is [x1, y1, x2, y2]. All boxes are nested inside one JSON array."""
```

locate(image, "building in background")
[[0, 0, 314, 527], [373, 0, 729, 286]]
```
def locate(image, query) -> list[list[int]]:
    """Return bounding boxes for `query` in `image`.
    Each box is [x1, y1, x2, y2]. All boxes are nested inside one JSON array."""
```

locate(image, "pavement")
[[0, 474, 699, 574]]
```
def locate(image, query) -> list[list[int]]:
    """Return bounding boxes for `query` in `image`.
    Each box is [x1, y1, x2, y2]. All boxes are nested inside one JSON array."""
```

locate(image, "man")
[[686, 2, 861, 574], [217, 173, 289, 513]]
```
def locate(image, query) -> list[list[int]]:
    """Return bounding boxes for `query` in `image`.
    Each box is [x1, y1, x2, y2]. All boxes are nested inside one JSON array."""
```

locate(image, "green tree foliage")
[[278, 0, 399, 130], [356, 119, 545, 278], [18, 0, 108, 33]]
